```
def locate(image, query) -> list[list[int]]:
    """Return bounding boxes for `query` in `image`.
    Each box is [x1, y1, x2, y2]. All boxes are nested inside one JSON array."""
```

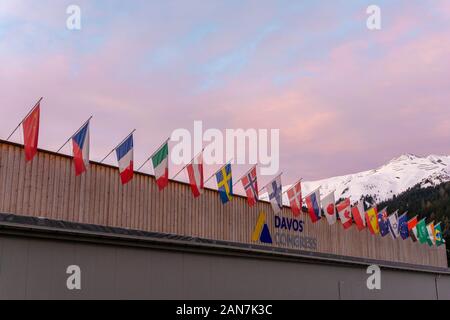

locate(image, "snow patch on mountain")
[[262, 154, 450, 204]]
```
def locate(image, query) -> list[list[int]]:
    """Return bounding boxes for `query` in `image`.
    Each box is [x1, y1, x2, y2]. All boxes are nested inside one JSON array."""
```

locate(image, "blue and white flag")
[[267, 175, 283, 214], [116, 134, 134, 185], [388, 211, 399, 239]]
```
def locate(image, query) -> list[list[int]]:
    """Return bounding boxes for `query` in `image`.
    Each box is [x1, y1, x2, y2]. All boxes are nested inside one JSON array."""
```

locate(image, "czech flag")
[[305, 188, 321, 223], [116, 134, 134, 185], [72, 122, 90, 176]]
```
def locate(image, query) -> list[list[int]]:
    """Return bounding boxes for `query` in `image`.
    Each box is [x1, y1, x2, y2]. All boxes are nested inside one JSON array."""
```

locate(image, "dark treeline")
[[375, 182, 450, 264]]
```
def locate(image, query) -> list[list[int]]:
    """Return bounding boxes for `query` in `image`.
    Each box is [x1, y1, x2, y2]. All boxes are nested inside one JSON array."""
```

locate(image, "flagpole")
[[303, 185, 321, 199], [100, 129, 136, 164], [204, 159, 233, 185], [281, 178, 303, 195], [56, 116, 93, 153], [232, 164, 257, 187], [260, 172, 283, 192], [136, 137, 170, 172], [7, 97, 43, 141], [171, 148, 205, 180]]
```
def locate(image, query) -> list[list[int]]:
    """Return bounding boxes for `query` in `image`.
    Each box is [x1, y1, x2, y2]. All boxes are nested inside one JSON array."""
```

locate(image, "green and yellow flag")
[[417, 218, 428, 244], [435, 223, 446, 247]]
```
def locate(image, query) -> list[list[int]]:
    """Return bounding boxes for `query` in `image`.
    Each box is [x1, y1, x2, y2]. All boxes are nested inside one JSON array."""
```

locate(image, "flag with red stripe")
[[186, 154, 204, 198], [72, 122, 90, 176], [352, 201, 366, 231], [115, 134, 134, 185], [286, 181, 302, 217], [241, 166, 258, 207], [337, 198, 352, 229], [305, 188, 321, 223]]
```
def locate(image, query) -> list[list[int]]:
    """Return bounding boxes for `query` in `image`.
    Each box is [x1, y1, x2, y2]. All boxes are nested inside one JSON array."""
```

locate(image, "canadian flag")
[[186, 154, 204, 198], [321, 192, 336, 225], [351, 201, 366, 231], [337, 198, 352, 229]]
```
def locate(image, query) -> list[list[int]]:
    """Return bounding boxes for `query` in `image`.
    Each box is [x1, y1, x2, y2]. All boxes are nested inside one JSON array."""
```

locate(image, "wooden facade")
[[0, 140, 447, 268]]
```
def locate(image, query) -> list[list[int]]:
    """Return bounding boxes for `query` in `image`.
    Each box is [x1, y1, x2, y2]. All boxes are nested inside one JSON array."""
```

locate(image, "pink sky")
[[1, 0, 449, 188]]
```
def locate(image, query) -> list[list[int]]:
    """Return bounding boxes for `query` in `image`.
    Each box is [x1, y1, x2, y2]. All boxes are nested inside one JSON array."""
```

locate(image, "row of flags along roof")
[[6, 99, 447, 247]]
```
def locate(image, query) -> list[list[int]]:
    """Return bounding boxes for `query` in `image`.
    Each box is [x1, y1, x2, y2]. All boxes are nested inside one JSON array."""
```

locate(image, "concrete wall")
[[0, 233, 449, 300]]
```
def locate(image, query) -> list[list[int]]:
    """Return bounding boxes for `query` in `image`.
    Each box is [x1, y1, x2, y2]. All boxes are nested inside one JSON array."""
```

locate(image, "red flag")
[[186, 154, 204, 198], [286, 181, 302, 217], [241, 166, 258, 207], [337, 198, 352, 229], [352, 201, 366, 231], [22, 104, 40, 162]]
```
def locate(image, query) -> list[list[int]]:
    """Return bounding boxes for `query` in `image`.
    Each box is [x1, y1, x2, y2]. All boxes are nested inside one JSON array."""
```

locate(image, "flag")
[[216, 163, 233, 204], [352, 201, 366, 231], [398, 213, 409, 240], [241, 166, 258, 207], [22, 104, 40, 162], [116, 134, 134, 185], [321, 192, 336, 225], [286, 182, 302, 217], [426, 222, 435, 246], [305, 188, 321, 223], [186, 154, 204, 198], [408, 216, 419, 242], [434, 223, 445, 247], [337, 198, 352, 229], [417, 218, 428, 244], [267, 175, 283, 214], [71, 122, 90, 176], [388, 211, 399, 239], [378, 208, 390, 237], [152, 142, 169, 191], [365, 207, 379, 235]]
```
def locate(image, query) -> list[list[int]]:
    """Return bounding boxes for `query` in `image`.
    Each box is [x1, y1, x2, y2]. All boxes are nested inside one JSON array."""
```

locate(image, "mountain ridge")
[[263, 153, 450, 205]]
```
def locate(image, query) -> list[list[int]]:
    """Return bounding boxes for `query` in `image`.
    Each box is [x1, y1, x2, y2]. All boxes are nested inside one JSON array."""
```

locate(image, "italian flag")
[[152, 142, 169, 191]]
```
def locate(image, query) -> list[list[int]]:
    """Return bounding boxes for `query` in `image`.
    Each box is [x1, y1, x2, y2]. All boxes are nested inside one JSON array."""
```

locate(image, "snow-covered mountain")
[[263, 154, 450, 204]]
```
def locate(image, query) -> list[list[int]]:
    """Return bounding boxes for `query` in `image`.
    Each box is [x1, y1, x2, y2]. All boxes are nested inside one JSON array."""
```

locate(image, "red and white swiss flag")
[[186, 154, 204, 198], [337, 198, 353, 229]]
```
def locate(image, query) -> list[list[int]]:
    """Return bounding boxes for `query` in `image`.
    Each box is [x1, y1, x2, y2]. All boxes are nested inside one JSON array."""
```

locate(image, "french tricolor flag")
[[72, 122, 90, 176], [116, 134, 134, 185]]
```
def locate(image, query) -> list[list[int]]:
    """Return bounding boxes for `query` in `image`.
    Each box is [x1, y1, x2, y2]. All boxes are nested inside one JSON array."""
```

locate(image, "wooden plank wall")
[[0, 141, 447, 268]]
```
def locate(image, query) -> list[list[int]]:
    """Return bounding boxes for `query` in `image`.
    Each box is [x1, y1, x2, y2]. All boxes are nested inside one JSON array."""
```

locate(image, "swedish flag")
[[216, 163, 233, 204]]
